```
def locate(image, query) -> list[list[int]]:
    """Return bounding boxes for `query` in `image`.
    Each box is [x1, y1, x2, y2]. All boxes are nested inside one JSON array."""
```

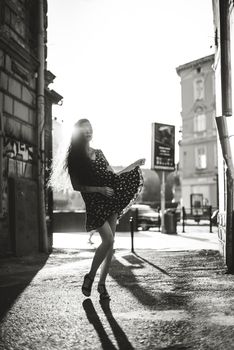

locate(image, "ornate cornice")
[[45, 88, 63, 104], [45, 70, 56, 87]]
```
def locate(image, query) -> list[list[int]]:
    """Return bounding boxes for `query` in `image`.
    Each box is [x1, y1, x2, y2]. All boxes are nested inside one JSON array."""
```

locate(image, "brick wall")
[[0, 0, 58, 256]]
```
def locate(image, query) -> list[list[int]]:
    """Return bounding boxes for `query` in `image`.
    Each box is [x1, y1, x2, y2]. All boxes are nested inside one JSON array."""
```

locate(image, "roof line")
[[176, 54, 215, 75]]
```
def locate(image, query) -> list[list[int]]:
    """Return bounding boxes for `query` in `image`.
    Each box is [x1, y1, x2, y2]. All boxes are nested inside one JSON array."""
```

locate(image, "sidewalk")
[[1, 235, 234, 349], [53, 225, 219, 251]]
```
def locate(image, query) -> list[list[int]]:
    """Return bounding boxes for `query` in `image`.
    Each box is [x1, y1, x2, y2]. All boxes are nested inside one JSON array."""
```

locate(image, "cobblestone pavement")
[[1, 241, 234, 349]]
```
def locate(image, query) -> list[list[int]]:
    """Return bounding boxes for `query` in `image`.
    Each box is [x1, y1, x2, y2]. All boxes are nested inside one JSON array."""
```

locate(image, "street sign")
[[151, 122, 175, 171]]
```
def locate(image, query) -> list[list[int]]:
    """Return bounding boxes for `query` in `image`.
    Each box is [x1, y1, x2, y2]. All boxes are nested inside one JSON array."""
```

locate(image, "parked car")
[[131, 204, 160, 231]]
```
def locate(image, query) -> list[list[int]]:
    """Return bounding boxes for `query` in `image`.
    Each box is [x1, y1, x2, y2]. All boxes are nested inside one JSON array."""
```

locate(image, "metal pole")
[[219, 0, 232, 116], [158, 207, 161, 232], [161, 170, 166, 233], [130, 216, 134, 253], [209, 205, 213, 233], [37, 0, 48, 253], [182, 206, 185, 233]]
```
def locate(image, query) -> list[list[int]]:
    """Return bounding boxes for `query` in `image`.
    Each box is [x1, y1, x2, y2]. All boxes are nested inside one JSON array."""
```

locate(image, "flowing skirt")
[[81, 167, 144, 232]]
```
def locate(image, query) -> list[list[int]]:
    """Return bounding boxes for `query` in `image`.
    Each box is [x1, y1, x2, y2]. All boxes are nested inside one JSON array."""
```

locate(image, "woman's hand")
[[133, 158, 146, 167], [99, 186, 115, 197]]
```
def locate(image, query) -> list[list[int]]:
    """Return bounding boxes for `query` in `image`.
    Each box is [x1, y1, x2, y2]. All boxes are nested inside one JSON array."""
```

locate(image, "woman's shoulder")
[[88, 147, 99, 158], [95, 148, 103, 155], [90, 147, 101, 153]]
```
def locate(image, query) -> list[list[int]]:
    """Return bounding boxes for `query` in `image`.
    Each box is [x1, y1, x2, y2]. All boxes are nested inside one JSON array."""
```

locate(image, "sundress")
[[80, 149, 144, 232]]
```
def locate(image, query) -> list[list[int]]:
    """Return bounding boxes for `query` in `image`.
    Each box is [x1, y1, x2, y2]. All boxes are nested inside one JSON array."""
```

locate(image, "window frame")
[[193, 77, 205, 101], [195, 145, 207, 170]]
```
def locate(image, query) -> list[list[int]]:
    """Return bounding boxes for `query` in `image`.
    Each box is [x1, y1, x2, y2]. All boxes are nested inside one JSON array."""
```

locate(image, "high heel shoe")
[[97, 284, 111, 301], [82, 273, 94, 297]]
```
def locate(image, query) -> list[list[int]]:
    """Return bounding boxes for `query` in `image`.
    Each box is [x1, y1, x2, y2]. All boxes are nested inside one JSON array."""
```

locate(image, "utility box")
[[164, 210, 177, 234]]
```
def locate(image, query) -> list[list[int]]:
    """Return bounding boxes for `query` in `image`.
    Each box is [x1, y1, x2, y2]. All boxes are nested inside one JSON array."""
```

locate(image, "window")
[[194, 113, 206, 132], [195, 146, 207, 169], [193, 77, 205, 100]]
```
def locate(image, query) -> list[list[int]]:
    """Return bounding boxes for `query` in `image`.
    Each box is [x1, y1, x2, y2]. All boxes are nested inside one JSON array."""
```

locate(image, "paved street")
[[1, 247, 234, 349], [2, 226, 234, 349]]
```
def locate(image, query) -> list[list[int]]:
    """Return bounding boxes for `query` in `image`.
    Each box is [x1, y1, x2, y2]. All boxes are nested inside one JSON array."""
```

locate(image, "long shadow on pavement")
[[177, 234, 214, 242], [132, 253, 171, 276], [109, 254, 162, 308], [156, 345, 190, 350], [0, 254, 49, 322], [110, 254, 189, 310], [100, 299, 134, 350], [82, 299, 118, 350]]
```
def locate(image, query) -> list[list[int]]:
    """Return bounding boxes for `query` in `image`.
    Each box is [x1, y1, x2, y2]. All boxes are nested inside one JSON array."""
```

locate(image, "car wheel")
[[141, 222, 149, 231]]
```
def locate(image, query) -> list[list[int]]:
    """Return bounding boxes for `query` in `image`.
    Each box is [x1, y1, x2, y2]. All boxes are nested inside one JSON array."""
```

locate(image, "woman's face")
[[79, 121, 93, 142]]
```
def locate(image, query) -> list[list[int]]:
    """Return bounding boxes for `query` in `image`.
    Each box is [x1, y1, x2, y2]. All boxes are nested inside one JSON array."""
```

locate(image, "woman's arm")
[[71, 176, 114, 197], [117, 158, 146, 175], [77, 185, 114, 197], [70, 175, 100, 192], [76, 185, 103, 193]]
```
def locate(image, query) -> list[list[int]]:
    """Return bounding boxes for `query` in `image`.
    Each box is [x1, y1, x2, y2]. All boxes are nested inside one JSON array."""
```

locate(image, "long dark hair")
[[64, 119, 95, 185]]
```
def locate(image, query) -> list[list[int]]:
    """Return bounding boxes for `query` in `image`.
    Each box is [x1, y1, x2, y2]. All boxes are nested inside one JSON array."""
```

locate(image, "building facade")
[[0, 0, 62, 256], [176, 55, 218, 212], [212, 0, 234, 272]]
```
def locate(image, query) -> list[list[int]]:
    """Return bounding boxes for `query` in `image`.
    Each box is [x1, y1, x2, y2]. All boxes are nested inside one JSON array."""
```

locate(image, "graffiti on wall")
[[3, 137, 34, 161], [3, 136, 35, 178], [1, 137, 36, 216]]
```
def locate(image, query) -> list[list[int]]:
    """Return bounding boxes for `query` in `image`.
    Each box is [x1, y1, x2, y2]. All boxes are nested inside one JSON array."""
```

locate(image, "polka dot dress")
[[81, 149, 144, 232]]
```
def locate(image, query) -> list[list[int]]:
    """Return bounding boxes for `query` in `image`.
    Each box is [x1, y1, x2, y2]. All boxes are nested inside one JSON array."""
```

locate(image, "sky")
[[47, 0, 214, 168]]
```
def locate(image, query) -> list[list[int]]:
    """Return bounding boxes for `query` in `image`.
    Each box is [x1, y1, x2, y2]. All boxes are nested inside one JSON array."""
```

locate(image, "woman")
[[64, 118, 145, 300]]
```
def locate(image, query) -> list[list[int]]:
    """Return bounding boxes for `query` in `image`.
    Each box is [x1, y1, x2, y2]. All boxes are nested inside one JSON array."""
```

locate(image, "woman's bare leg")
[[88, 231, 95, 244], [88, 221, 114, 280], [98, 213, 118, 285]]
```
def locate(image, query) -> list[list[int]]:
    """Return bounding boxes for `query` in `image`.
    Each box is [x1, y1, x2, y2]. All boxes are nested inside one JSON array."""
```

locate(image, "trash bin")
[[164, 209, 177, 234]]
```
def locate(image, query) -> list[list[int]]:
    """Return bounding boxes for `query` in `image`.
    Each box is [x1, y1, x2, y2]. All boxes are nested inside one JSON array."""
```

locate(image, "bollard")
[[182, 206, 186, 233], [209, 205, 213, 233], [158, 207, 161, 232], [130, 216, 134, 253]]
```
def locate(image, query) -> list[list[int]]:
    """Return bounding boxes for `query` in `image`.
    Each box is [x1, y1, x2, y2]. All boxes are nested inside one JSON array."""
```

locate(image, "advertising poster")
[[151, 122, 175, 171]]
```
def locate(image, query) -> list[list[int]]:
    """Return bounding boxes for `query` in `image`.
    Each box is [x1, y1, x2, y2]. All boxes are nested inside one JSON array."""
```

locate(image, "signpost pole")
[[161, 170, 166, 233]]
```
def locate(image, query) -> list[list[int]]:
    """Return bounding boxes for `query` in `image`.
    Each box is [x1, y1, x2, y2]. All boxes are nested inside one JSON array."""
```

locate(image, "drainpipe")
[[219, 0, 232, 116], [37, 0, 48, 253], [216, 0, 234, 271], [216, 0, 234, 178], [0, 112, 3, 217], [215, 116, 234, 179], [216, 115, 234, 271]]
